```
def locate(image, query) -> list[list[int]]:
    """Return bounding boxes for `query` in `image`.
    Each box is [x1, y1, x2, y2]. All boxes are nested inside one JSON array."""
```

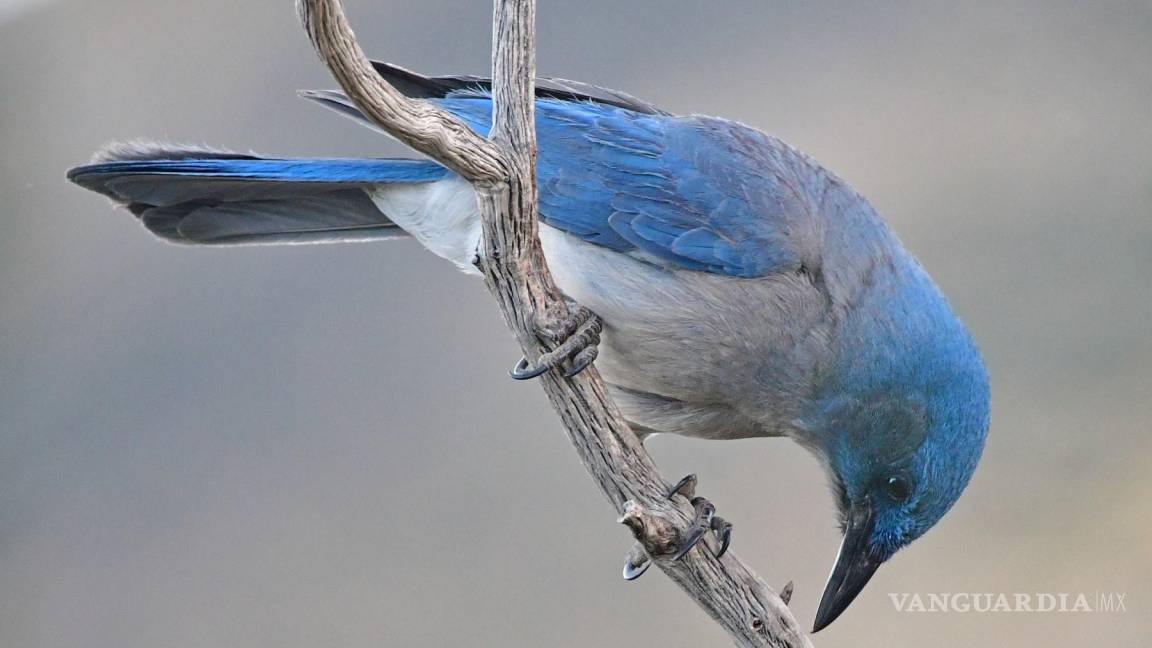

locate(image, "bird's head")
[[801, 268, 991, 632]]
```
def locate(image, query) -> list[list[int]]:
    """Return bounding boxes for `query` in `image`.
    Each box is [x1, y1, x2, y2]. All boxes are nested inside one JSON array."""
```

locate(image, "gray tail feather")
[[68, 142, 448, 246], [136, 193, 407, 247], [298, 90, 386, 136]]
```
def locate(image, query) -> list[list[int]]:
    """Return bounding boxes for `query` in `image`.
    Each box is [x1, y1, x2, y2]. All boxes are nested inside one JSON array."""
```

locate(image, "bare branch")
[[298, 1, 812, 645], [297, 0, 507, 183]]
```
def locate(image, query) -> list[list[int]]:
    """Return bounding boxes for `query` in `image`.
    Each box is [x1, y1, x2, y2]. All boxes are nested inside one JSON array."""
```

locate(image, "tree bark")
[[297, 1, 812, 646]]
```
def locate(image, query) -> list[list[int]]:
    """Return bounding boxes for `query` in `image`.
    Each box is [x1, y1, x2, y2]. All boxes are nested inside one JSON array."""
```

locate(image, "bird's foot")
[[509, 302, 603, 380], [621, 474, 734, 580]]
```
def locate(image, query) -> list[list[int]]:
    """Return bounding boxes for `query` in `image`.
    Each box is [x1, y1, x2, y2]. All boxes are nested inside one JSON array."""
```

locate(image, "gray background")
[[2, 1, 1150, 646]]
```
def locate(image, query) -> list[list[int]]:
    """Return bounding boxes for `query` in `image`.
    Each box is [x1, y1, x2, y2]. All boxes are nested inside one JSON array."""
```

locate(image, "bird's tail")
[[67, 142, 450, 246]]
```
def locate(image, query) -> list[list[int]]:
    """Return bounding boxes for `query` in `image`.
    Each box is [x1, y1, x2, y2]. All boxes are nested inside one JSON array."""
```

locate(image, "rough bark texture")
[[298, 1, 812, 646]]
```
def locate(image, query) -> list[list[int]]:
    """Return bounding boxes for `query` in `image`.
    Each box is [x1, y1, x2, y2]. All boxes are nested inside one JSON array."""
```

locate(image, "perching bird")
[[67, 62, 990, 632]]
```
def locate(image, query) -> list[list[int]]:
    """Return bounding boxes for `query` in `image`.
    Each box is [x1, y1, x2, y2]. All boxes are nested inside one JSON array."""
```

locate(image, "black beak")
[[813, 499, 881, 633]]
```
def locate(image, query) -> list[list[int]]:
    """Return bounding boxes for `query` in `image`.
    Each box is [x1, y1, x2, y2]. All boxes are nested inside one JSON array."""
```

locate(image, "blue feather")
[[431, 94, 812, 278], [69, 157, 448, 190]]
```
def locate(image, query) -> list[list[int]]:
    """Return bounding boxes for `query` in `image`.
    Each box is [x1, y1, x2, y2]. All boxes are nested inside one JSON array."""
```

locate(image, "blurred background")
[[2, 0, 1150, 646]]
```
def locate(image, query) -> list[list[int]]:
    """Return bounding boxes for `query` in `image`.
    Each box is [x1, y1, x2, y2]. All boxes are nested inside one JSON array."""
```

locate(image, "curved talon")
[[622, 546, 652, 581], [668, 473, 698, 500], [622, 560, 651, 580], [672, 496, 716, 561], [712, 516, 733, 558], [623, 542, 651, 580], [509, 356, 550, 380], [564, 345, 599, 378], [671, 525, 710, 561]]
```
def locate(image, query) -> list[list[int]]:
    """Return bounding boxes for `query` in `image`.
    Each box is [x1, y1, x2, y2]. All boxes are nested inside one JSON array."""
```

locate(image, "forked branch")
[[298, 1, 811, 645]]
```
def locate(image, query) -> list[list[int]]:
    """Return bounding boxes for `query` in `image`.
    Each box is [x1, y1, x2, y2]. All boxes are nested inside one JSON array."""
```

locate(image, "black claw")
[[666, 487, 734, 561], [668, 474, 698, 500], [622, 561, 651, 580], [672, 496, 716, 561], [712, 516, 733, 558], [509, 356, 550, 380], [622, 543, 651, 581], [670, 525, 710, 561], [564, 346, 598, 378], [623, 557, 651, 580]]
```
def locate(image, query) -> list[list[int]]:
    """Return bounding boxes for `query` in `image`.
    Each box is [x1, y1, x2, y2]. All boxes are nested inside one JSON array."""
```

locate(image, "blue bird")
[[67, 62, 990, 632]]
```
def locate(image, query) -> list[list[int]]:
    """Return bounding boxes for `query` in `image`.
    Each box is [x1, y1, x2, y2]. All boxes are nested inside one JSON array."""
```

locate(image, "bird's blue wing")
[[437, 93, 816, 278]]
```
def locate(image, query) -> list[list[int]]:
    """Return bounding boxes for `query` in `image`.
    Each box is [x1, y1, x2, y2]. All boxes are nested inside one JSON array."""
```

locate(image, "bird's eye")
[[882, 476, 911, 502]]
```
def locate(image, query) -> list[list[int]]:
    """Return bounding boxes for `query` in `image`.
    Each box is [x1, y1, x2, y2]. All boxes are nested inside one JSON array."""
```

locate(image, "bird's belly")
[[539, 226, 821, 440], [370, 173, 824, 441]]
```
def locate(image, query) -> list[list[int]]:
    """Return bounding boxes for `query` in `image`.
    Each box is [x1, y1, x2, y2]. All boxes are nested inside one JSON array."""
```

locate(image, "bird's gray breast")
[[539, 225, 831, 441]]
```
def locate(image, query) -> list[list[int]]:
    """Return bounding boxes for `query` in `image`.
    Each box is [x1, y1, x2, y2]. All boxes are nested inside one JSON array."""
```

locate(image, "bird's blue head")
[[802, 259, 991, 632]]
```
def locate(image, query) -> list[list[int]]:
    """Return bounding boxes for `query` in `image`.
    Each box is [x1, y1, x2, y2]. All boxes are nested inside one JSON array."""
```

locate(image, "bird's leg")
[[622, 474, 734, 580], [509, 302, 603, 380]]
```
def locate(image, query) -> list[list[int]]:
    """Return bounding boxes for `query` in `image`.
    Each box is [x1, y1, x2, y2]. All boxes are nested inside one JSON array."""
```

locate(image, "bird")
[[67, 61, 991, 633]]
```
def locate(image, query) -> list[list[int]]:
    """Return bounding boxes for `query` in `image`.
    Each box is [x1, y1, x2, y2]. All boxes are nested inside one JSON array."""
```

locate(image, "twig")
[[297, 1, 811, 645]]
